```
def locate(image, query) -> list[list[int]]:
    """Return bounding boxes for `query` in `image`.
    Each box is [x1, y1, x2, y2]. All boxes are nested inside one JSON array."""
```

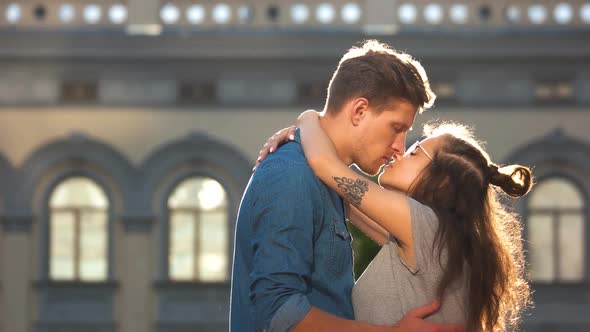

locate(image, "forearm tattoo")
[[333, 176, 368, 208]]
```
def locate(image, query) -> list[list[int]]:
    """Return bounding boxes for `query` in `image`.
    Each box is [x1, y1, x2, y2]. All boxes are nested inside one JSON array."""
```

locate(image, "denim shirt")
[[230, 130, 355, 332]]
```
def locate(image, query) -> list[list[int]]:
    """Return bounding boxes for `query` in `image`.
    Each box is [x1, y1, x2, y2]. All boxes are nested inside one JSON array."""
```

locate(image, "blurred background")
[[0, 0, 588, 331]]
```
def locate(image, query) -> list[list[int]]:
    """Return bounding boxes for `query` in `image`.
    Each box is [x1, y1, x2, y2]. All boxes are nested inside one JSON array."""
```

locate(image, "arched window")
[[167, 177, 228, 282], [527, 177, 586, 283], [49, 177, 109, 281]]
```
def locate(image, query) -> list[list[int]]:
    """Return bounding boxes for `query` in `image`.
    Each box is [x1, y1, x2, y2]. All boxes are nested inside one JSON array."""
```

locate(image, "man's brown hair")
[[325, 40, 435, 114]]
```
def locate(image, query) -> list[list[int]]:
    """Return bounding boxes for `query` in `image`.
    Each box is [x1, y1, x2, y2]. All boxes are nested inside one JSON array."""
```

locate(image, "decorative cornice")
[[185, 131, 211, 143], [504, 127, 590, 165], [2, 30, 590, 60], [544, 127, 567, 142]]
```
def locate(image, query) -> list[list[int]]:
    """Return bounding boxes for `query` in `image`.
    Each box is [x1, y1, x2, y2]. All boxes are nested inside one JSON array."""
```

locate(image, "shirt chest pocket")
[[327, 217, 353, 277]]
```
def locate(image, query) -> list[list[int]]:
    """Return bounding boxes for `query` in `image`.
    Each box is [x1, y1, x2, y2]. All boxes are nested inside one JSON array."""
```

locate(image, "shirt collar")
[[294, 128, 302, 143]]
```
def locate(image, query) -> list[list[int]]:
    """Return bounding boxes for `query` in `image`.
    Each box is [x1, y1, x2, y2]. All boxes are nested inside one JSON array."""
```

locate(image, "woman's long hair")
[[409, 123, 532, 332]]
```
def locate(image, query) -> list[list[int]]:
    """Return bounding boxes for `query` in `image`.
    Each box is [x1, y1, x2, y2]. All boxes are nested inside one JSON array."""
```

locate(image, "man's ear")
[[350, 98, 369, 126]]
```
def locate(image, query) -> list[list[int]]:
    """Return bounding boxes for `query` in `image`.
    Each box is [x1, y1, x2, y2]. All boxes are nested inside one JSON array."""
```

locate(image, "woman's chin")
[[379, 178, 403, 192], [377, 174, 393, 190]]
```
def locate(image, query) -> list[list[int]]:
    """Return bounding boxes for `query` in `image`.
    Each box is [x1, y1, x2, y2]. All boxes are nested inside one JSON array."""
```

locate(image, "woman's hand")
[[252, 110, 322, 172], [252, 125, 297, 171]]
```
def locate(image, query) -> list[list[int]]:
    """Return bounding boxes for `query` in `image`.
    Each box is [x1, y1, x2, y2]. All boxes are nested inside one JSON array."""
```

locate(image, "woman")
[[256, 111, 532, 331]]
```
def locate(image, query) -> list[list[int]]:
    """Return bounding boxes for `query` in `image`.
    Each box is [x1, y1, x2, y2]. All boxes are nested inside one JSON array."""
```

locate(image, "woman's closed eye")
[[404, 141, 419, 157], [408, 143, 420, 156]]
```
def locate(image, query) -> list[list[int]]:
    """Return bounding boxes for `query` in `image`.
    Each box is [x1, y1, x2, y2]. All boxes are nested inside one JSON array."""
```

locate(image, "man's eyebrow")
[[392, 122, 411, 131]]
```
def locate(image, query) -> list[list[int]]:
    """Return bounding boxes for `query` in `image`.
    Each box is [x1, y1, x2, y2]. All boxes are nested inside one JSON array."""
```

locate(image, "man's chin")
[[355, 164, 381, 177]]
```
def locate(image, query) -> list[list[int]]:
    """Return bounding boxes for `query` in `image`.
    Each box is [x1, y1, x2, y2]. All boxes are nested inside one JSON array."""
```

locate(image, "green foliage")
[[348, 221, 381, 279], [346, 165, 383, 279]]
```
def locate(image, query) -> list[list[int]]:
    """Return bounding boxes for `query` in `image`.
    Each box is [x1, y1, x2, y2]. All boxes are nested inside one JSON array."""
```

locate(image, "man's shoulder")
[[250, 144, 321, 192], [256, 142, 312, 173]]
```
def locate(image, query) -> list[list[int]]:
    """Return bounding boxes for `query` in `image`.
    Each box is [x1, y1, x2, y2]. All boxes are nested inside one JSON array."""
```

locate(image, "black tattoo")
[[333, 177, 368, 208]]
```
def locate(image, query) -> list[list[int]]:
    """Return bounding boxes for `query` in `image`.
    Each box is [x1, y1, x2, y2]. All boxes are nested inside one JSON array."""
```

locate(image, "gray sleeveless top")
[[352, 197, 467, 325]]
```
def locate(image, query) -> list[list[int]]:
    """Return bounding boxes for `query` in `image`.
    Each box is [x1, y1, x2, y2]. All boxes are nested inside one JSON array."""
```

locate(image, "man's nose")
[[390, 135, 406, 160]]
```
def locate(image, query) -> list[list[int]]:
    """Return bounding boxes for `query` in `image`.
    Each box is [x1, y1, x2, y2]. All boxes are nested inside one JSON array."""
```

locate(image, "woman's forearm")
[[298, 111, 414, 249], [298, 112, 342, 169]]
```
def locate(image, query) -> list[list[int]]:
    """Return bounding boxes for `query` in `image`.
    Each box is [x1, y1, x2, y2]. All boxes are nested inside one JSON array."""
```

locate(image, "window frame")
[[503, 129, 590, 291], [168, 204, 229, 282], [524, 175, 587, 285], [41, 171, 115, 283], [160, 172, 233, 285]]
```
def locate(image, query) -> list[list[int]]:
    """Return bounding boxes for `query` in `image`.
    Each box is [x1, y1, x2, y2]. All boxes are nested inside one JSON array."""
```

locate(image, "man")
[[230, 40, 462, 332]]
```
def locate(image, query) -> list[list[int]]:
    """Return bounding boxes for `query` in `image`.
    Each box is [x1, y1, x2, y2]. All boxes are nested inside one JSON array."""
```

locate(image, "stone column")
[[1, 215, 34, 332], [120, 215, 155, 332]]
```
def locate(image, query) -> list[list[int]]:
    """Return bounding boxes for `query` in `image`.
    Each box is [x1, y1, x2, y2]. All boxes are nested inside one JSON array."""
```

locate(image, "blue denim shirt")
[[230, 130, 355, 332]]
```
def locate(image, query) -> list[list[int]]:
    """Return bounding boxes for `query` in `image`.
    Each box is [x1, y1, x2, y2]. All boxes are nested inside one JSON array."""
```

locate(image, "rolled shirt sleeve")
[[248, 162, 317, 332], [268, 293, 312, 332]]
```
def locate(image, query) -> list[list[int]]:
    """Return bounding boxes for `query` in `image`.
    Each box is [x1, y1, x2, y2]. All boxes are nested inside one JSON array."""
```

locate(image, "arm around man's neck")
[[291, 306, 392, 332], [292, 304, 465, 332]]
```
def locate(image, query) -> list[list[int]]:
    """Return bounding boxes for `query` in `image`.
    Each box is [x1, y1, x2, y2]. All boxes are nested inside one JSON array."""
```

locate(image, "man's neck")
[[319, 113, 353, 166]]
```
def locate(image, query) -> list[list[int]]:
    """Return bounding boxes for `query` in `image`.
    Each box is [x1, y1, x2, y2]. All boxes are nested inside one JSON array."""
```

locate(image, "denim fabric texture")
[[230, 130, 355, 332]]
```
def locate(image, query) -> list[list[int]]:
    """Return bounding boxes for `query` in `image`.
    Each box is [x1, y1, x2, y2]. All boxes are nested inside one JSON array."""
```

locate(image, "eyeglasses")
[[406, 140, 433, 161]]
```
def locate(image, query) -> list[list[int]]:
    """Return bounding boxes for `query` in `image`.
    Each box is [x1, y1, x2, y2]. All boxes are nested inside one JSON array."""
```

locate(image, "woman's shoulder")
[[405, 196, 439, 227]]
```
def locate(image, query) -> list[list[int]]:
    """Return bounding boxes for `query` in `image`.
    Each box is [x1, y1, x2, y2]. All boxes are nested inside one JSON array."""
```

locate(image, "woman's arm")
[[298, 112, 414, 254], [250, 123, 391, 246], [345, 203, 389, 246]]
